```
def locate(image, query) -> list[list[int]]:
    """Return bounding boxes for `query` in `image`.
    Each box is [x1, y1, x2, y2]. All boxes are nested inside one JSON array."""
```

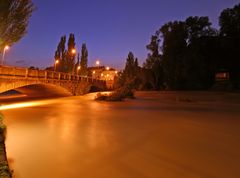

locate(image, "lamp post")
[[54, 59, 59, 71], [1, 45, 9, 65]]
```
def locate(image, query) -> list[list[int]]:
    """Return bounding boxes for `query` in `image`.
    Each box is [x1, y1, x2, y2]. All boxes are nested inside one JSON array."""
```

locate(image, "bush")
[[95, 86, 135, 101]]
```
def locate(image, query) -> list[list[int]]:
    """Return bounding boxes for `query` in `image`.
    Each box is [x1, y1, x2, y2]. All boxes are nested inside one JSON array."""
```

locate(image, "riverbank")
[[0, 113, 11, 178]]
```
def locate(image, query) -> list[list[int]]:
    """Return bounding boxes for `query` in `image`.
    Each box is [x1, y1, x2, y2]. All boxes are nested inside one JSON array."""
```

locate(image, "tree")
[[124, 51, 135, 78], [54, 35, 66, 72], [115, 52, 140, 89], [80, 43, 88, 76], [143, 34, 163, 89], [185, 16, 216, 42], [219, 3, 240, 37], [160, 21, 188, 89], [184, 16, 217, 89], [219, 3, 240, 88], [65, 33, 76, 73], [157, 16, 217, 90], [0, 0, 35, 51]]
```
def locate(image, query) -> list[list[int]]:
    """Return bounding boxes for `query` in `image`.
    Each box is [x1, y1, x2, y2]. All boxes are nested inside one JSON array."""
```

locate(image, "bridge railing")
[[0, 65, 106, 85]]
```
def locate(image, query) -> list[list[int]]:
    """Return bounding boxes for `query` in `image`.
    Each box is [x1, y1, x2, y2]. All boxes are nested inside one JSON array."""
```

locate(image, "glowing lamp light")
[[93, 70, 96, 74], [71, 49, 76, 54], [4, 45, 9, 50], [106, 66, 110, 70], [96, 60, 100, 66]]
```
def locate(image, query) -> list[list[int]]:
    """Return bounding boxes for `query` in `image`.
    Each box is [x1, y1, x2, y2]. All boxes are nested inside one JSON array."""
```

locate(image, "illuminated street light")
[[93, 70, 96, 74], [96, 60, 100, 67], [71, 49, 76, 54], [77, 65, 81, 75], [54, 59, 59, 71], [115, 71, 118, 74], [106, 66, 110, 70], [1, 45, 10, 65]]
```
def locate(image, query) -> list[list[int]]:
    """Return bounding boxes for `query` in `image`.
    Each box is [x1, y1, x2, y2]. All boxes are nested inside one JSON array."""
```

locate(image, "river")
[[1, 91, 240, 178]]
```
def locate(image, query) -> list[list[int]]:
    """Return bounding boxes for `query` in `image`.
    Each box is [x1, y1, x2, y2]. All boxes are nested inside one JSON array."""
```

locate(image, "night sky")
[[6, 0, 240, 69]]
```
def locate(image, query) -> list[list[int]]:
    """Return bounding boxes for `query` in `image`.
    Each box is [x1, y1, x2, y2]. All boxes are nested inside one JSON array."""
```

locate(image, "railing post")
[[58, 73, 61, 80]]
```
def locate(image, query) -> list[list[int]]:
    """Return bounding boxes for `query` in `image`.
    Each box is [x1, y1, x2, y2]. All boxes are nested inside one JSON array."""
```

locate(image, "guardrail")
[[0, 65, 105, 84]]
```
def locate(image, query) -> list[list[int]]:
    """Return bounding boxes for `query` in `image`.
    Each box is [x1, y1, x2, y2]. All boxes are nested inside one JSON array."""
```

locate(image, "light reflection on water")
[[0, 99, 58, 111]]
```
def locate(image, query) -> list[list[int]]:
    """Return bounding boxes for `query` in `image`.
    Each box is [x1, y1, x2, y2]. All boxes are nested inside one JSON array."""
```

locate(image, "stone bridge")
[[0, 65, 106, 95]]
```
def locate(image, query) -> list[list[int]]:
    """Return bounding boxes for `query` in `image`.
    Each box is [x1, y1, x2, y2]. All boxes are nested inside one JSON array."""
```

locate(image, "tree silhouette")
[[0, 0, 35, 51], [80, 43, 88, 76], [66, 33, 76, 73]]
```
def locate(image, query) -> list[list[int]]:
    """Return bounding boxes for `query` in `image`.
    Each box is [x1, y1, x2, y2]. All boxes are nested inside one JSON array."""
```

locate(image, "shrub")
[[95, 86, 135, 101]]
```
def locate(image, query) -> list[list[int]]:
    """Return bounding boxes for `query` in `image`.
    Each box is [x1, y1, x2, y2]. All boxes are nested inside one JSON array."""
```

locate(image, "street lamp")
[[96, 60, 100, 67], [54, 59, 59, 71], [106, 66, 110, 70], [71, 48, 76, 54], [1, 45, 10, 65]]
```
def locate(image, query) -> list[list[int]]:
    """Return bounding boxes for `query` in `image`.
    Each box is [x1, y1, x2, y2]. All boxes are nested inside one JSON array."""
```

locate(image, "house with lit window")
[[88, 66, 118, 89]]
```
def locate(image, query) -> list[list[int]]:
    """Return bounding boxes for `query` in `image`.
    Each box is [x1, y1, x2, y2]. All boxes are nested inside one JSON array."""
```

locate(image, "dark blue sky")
[[6, 0, 239, 69]]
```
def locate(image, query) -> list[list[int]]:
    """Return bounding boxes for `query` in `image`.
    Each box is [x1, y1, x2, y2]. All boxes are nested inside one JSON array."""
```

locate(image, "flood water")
[[1, 92, 240, 178]]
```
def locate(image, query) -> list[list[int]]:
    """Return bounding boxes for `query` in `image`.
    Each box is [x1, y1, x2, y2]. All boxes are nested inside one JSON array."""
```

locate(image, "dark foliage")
[[0, 0, 35, 51]]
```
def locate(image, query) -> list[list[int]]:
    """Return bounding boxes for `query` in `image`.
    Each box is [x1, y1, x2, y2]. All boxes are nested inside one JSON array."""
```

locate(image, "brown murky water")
[[1, 92, 240, 178]]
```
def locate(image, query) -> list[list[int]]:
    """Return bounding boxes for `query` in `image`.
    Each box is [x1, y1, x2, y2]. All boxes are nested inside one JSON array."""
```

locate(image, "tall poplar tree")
[[80, 43, 88, 76], [54, 35, 66, 72], [66, 33, 76, 73]]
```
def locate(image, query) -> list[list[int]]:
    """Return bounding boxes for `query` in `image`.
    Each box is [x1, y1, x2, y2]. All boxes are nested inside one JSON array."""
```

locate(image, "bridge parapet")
[[0, 65, 104, 81]]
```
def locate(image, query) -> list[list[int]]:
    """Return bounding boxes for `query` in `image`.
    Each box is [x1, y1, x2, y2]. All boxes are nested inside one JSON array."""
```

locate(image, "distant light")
[[101, 73, 104, 76], [77, 65, 81, 70], [115, 71, 118, 74], [55, 59, 59, 64], [96, 60, 100, 66], [106, 66, 110, 70], [93, 70, 96, 74]]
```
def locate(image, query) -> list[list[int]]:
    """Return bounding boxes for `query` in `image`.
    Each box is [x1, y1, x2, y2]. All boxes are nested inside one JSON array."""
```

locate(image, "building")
[[88, 66, 118, 89]]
